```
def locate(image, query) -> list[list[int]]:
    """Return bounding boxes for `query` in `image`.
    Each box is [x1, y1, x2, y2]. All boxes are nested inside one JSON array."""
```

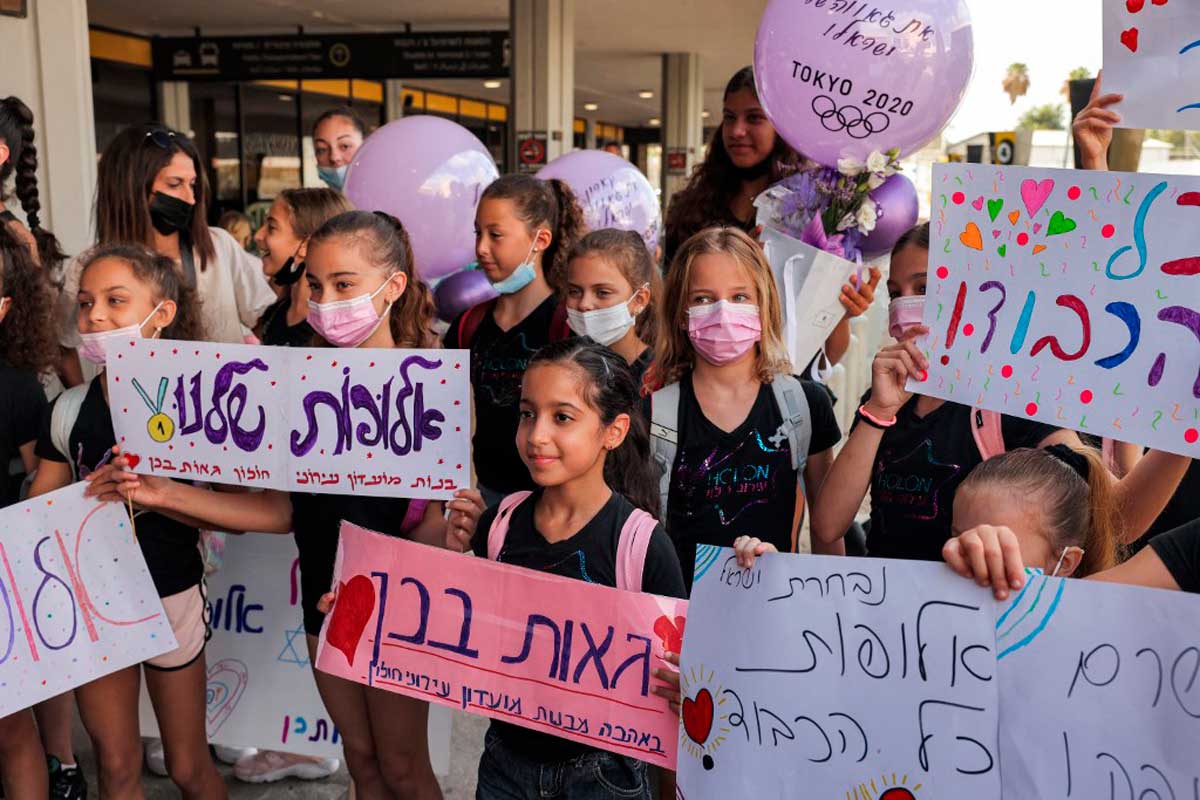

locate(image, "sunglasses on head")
[[144, 129, 177, 150]]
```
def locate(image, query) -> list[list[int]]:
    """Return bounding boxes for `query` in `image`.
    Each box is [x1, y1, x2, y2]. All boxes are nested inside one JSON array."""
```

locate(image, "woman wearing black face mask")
[[57, 125, 276, 362]]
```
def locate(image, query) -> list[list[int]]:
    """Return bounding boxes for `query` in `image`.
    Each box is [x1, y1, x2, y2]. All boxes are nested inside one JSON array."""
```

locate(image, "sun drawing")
[[846, 773, 923, 800], [678, 664, 730, 772]]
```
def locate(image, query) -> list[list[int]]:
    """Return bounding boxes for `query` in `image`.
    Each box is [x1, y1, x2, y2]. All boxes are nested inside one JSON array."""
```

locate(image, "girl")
[[253, 187, 352, 347], [58, 124, 276, 372], [92, 211, 450, 799], [444, 339, 685, 800], [0, 95, 66, 270], [662, 68, 878, 370], [647, 226, 843, 591], [313, 107, 367, 191], [447, 174, 585, 507], [563, 227, 658, 391], [29, 244, 223, 799], [811, 222, 1191, 560], [0, 224, 59, 800]]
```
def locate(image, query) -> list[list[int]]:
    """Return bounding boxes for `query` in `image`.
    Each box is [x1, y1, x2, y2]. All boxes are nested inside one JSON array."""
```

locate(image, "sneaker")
[[213, 745, 257, 765], [233, 750, 340, 783], [143, 739, 167, 777], [48, 756, 87, 800]]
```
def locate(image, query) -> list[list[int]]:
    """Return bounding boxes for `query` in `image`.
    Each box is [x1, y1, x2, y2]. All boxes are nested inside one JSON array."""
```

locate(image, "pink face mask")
[[887, 296, 926, 339], [307, 278, 393, 348], [687, 301, 762, 366]]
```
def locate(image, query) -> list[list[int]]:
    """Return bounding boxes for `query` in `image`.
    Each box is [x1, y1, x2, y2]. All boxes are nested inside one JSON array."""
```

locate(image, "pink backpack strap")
[[971, 407, 1006, 461], [615, 509, 658, 592], [487, 491, 533, 561], [399, 500, 429, 534]]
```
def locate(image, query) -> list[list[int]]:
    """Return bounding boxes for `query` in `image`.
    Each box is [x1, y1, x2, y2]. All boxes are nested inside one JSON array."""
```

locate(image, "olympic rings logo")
[[810, 95, 890, 139]]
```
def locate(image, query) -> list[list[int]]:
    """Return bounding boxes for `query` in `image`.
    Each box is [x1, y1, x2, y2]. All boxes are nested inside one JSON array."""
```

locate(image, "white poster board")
[[0, 484, 174, 717], [137, 532, 451, 772], [677, 548, 1000, 799], [108, 341, 471, 499], [917, 163, 1200, 457], [1103, 0, 1200, 130]]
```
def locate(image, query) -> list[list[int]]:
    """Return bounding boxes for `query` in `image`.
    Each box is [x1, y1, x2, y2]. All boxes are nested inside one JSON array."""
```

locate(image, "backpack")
[[649, 375, 813, 524], [485, 491, 657, 592], [50, 381, 92, 482], [455, 298, 571, 349], [971, 406, 1116, 472]]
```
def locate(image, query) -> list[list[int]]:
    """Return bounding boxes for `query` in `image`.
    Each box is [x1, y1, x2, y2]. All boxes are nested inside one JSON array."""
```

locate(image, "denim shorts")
[[476, 729, 652, 800]]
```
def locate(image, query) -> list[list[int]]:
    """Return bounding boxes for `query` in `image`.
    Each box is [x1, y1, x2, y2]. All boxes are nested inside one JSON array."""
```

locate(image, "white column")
[[384, 79, 405, 122], [661, 52, 704, 203], [0, 0, 97, 255], [508, 0, 574, 171], [584, 118, 596, 150], [157, 82, 191, 135]]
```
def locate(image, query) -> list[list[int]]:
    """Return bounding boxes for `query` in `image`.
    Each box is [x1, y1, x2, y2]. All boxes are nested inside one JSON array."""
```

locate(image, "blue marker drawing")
[[1106, 181, 1168, 281], [1182, 39, 1200, 55], [692, 545, 721, 583], [995, 571, 1066, 660]]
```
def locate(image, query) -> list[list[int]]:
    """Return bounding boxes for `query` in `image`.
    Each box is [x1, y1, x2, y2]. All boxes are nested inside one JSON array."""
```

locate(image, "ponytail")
[[480, 174, 588, 294], [543, 178, 586, 293], [1078, 446, 1119, 576], [0, 96, 66, 272]]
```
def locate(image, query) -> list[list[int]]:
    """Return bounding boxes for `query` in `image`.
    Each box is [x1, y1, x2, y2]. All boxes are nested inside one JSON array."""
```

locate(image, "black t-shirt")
[[260, 297, 315, 348], [1149, 517, 1200, 593], [665, 376, 841, 589], [629, 347, 653, 422], [471, 489, 686, 762], [1, 364, 46, 506], [861, 393, 1058, 562], [35, 379, 202, 598], [446, 296, 564, 494]]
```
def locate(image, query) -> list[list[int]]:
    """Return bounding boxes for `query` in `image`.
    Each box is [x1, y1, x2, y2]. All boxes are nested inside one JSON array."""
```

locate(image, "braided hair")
[[0, 96, 67, 271]]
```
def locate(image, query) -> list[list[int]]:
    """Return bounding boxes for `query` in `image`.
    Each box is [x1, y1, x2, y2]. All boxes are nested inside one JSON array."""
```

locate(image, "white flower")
[[866, 150, 890, 174], [837, 156, 865, 176], [867, 172, 887, 190], [856, 200, 878, 233], [837, 212, 858, 232]]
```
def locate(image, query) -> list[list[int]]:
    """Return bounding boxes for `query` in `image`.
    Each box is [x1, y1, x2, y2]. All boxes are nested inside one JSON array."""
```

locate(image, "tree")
[[1061, 67, 1093, 97], [1018, 103, 1066, 130], [1002, 63, 1030, 105]]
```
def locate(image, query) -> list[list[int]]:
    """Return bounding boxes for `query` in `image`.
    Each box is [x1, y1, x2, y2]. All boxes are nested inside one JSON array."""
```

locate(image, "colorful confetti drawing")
[[917, 164, 1200, 458]]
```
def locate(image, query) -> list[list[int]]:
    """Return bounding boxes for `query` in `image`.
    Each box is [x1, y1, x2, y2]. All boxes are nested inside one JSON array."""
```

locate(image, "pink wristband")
[[857, 404, 897, 428]]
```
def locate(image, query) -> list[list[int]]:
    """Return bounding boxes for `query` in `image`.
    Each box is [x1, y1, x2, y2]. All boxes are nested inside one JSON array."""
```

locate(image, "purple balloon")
[[753, 0, 973, 166], [344, 116, 499, 281], [860, 174, 920, 258], [433, 268, 498, 323], [537, 150, 661, 254]]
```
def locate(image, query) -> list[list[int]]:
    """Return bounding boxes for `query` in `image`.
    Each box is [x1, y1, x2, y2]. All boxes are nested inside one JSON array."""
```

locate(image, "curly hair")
[[480, 174, 587, 293], [77, 244, 206, 343], [663, 67, 804, 262], [0, 224, 58, 373], [307, 210, 437, 349], [0, 96, 67, 272]]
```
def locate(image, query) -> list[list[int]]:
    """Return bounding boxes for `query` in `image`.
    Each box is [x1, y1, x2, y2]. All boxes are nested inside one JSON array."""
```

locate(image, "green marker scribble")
[[1123, 185, 1135, 205], [936, 303, 944, 321], [1113, 383, 1124, 396], [1157, 289, 1169, 300], [944, 238, 952, 253], [1080, 415, 1088, 429]]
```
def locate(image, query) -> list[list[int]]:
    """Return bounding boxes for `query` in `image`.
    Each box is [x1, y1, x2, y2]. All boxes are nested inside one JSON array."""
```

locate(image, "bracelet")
[[857, 404, 897, 429]]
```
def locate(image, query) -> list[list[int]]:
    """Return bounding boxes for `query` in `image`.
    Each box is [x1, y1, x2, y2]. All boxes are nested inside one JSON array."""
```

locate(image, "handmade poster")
[[0, 483, 175, 718], [1103, 0, 1200, 130], [316, 522, 687, 769], [915, 163, 1200, 458], [995, 572, 1200, 799], [677, 548, 1000, 799], [760, 224, 859, 371], [108, 340, 471, 498], [136, 532, 452, 770]]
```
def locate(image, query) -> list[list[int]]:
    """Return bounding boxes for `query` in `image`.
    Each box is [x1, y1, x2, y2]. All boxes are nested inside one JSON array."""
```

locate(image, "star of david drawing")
[[277, 625, 310, 667]]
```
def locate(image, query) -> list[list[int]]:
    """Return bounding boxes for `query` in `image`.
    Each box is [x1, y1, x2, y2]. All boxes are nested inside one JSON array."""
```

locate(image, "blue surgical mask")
[[317, 164, 349, 191], [489, 240, 540, 295]]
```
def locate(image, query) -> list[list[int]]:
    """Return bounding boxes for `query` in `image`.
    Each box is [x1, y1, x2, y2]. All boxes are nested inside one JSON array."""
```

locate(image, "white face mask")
[[565, 286, 647, 346], [78, 302, 164, 366], [1050, 546, 1084, 578]]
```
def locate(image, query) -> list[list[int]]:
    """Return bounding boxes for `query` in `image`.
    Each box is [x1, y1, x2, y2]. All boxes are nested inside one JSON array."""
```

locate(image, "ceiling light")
[[702, 110, 711, 119], [278, 94, 294, 102], [583, 102, 598, 111], [648, 117, 661, 127], [638, 90, 654, 99], [483, 80, 502, 89]]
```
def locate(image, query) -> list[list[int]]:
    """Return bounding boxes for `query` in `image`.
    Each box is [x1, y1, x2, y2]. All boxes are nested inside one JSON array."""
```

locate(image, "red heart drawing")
[[325, 575, 376, 668], [682, 688, 714, 745], [653, 614, 686, 655], [1126, 0, 1144, 11], [125, 453, 141, 469], [1121, 27, 1139, 52]]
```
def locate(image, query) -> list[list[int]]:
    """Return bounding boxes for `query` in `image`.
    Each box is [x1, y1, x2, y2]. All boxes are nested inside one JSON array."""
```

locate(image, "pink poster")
[[315, 522, 686, 769]]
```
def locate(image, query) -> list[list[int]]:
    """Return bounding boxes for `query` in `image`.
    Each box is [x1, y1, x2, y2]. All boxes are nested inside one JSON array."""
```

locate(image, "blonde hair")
[[647, 226, 791, 390]]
